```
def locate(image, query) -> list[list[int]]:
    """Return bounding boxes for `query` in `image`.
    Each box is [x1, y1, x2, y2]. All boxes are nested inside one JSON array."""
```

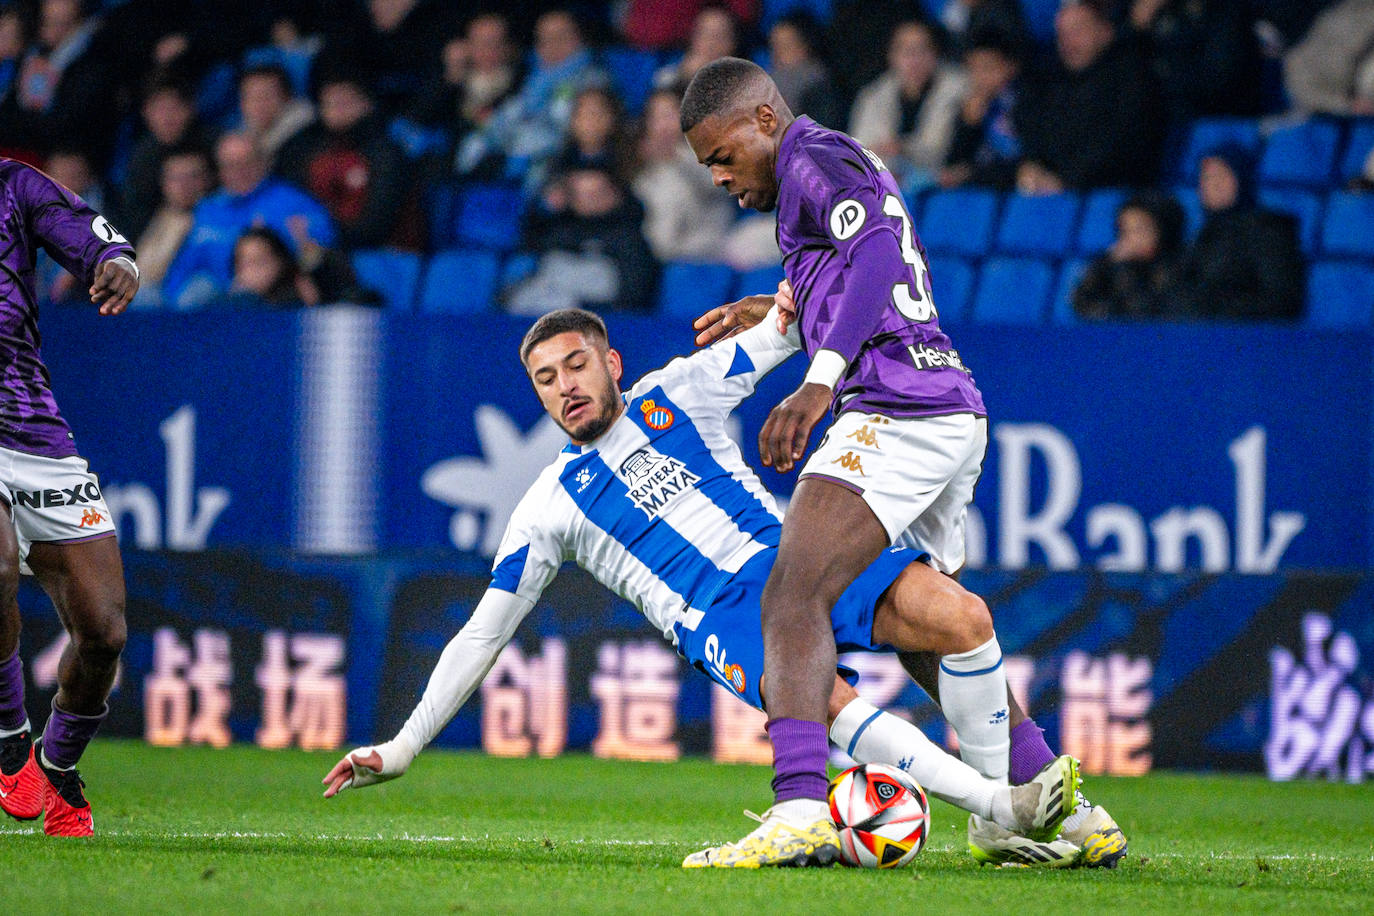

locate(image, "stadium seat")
[[602, 48, 658, 116], [454, 183, 525, 252], [732, 264, 786, 301], [1258, 188, 1324, 254], [995, 192, 1081, 257], [970, 257, 1054, 324], [917, 188, 999, 258], [926, 255, 974, 322], [1052, 258, 1089, 324], [352, 249, 423, 311], [1020, 0, 1059, 44], [1076, 188, 1127, 255], [1173, 186, 1206, 240], [419, 250, 500, 314], [657, 261, 737, 320], [761, 0, 835, 30], [1321, 192, 1374, 258], [1306, 261, 1374, 328], [1340, 119, 1374, 184], [1258, 120, 1341, 188], [1180, 118, 1262, 184]]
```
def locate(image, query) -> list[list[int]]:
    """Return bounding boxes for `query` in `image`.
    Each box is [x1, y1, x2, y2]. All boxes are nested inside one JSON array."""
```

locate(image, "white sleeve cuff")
[[803, 348, 848, 389], [105, 255, 139, 282]]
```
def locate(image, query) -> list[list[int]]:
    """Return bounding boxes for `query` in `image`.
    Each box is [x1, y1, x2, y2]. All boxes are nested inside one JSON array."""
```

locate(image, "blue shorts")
[[674, 545, 925, 710]]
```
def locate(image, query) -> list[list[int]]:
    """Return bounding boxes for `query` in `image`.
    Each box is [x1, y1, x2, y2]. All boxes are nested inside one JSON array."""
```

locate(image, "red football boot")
[[0, 730, 43, 821], [34, 740, 93, 837]]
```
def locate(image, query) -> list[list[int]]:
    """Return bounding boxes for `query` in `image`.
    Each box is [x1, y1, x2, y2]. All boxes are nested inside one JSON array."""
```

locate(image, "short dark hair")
[[240, 63, 293, 95], [679, 56, 770, 133], [520, 308, 609, 366]]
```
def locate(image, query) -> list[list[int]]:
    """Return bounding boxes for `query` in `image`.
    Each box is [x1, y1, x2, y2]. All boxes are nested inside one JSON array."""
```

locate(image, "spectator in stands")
[[162, 131, 335, 308], [621, 0, 758, 51], [242, 13, 322, 96], [455, 9, 606, 187], [1128, 0, 1264, 123], [850, 19, 968, 193], [0, 0, 120, 168], [931, 0, 1031, 55], [1073, 190, 1186, 320], [323, 0, 458, 116], [36, 147, 108, 305], [767, 12, 845, 130], [1283, 0, 1374, 117], [225, 226, 308, 308], [120, 79, 216, 241], [547, 86, 633, 183], [1175, 144, 1305, 321], [825, 0, 931, 103], [1014, 0, 1163, 192], [630, 86, 737, 262], [654, 5, 741, 91], [404, 12, 518, 153], [941, 28, 1023, 190], [135, 146, 213, 300], [238, 63, 314, 169], [277, 71, 414, 250], [509, 165, 658, 314]]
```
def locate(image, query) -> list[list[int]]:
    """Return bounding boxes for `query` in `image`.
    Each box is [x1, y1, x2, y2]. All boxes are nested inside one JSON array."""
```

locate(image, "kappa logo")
[[828, 198, 867, 241], [14, 483, 102, 509], [619, 448, 700, 518], [832, 451, 866, 475], [78, 509, 105, 527], [640, 399, 674, 431]]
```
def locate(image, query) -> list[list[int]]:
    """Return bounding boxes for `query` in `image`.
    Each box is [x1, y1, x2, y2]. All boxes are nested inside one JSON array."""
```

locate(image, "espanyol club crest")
[[640, 399, 674, 430], [725, 663, 746, 694]]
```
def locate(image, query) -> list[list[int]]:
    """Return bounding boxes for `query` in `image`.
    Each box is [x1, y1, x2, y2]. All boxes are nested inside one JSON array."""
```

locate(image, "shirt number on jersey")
[[881, 194, 936, 323]]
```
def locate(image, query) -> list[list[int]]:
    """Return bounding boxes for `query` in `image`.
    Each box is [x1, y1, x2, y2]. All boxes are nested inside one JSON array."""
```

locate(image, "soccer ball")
[[827, 763, 930, 868]]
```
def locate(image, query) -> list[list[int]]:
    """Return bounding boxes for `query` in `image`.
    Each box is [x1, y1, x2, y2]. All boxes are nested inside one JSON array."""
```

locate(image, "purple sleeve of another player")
[[809, 229, 907, 367], [20, 164, 135, 287]]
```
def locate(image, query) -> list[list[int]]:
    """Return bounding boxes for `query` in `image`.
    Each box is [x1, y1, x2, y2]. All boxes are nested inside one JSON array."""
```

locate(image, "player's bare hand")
[[693, 294, 772, 346], [759, 382, 831, 473], [774, 279, 796, 334], [322, 747, 385, 798], [90, 259, 139, 315]]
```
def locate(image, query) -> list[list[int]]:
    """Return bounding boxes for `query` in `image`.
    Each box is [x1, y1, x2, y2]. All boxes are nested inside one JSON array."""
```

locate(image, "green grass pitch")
[[3, 740, 1371, 914]]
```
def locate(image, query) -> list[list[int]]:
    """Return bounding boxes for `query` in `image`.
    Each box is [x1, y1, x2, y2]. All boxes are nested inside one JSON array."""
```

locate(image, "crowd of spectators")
[[0, 0, 1368, 319]]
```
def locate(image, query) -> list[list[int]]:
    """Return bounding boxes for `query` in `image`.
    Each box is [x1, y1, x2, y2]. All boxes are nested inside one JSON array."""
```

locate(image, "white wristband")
[[803, 349, 848, 389], [105, 255, 139, 282]]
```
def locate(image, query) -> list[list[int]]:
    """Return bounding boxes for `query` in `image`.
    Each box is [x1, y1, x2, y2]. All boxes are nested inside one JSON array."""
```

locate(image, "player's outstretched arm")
[[692, 279, 797, 346], [90, 258, 140, 315], [322, 744, 410, 798]]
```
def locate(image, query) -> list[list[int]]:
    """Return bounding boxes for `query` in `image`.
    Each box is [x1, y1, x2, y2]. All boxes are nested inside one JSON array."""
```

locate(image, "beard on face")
[[557, 386, 621, 443]]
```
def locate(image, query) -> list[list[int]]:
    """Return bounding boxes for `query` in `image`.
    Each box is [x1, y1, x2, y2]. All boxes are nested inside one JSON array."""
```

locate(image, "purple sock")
[[1009, 717, 1057, 785], [41, 701, 107, 769], [767, 717, 830, 803], [0, 650, 26, 732]]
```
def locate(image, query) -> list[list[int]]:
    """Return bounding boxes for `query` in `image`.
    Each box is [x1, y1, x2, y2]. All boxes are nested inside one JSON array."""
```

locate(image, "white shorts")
[[0, 447, 116, 575], [799, 412, 987, 574]]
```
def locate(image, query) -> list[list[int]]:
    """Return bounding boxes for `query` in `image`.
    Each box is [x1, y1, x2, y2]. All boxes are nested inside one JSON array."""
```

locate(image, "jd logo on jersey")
[[829, 198, 866, 241], [619, 448, 700, 518]]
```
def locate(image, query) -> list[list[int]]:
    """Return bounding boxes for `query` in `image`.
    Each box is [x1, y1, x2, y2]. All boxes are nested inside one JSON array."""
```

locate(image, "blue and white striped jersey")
[[491, 317, 801, 643]]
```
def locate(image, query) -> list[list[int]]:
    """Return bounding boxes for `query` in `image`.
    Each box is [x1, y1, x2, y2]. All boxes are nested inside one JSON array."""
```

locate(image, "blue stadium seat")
[[1321, 192, 1374, 258], [1076, 188, 1127, 255], [1173, 186, 1206, 240], [926, 255, 974, 322], [971, 257, 1054, 324], [918, 188, 1000, 258], [732, 264, 786, 301], [1258, 120, 1341, 188], [1258, 188, 1324, 254], [995, 192, 1081, 257], [761, 0, 835, 30], [602, 48, 658, 116], [352, 249, 423, 311], [1306, 261, 1374, 327], [1181, 118, 1262, 183], [657, 262, 737, 319], [1052, 258, 1089, 324], [1340, 119, 1374, 184], [1020, 0, 1059, 44], [454, 183, 525, 252], [419, 250, 500, 314]]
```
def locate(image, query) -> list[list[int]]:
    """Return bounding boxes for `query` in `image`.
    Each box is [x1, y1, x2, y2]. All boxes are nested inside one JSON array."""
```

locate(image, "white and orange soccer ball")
[[827, 763, 931, 868]]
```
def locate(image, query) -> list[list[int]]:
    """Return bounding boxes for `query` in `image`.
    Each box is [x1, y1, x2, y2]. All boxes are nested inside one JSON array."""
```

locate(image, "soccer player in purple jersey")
[[679, 59, 1126, 868], [0, 157, 139, 837]]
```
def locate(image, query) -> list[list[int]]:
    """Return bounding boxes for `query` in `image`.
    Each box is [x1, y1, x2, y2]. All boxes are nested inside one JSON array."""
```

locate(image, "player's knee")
[[71, 601, 127, 663], [950, 591, 994, 652]]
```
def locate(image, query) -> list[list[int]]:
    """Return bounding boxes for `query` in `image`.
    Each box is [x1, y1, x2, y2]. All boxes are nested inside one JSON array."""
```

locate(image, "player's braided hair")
[[679, 57, 772, 133], [520, 308, 610, 366]]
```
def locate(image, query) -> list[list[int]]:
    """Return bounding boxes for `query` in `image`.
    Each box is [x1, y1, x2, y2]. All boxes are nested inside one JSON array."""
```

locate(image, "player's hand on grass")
[[322, 742, 410, 798], [90, 258, 139, 315], [759, 382, 831, 473]]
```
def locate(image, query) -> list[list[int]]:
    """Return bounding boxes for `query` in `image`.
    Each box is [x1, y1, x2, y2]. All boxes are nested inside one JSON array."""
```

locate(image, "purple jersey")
[[0, 158, 135, 458], [774, 117, 985, 419]]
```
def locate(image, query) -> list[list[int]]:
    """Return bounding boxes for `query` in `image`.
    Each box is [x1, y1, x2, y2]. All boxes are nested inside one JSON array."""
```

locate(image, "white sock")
[[0, 718, 30, 740], [938, 636, 1010, 782], [828, 698, 1008, 823], [770, 798, 829, 825]]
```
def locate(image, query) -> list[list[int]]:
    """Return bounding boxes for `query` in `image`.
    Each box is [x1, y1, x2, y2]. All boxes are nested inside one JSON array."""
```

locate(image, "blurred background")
[[3, 0, 1372, 783]]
